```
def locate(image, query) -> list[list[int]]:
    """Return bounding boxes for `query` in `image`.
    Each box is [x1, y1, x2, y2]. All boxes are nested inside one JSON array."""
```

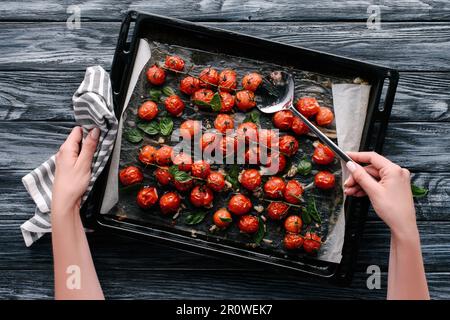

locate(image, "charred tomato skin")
[[214, 114, 234, 134], [264, 152, 287, 174], [164, 95, 185, 116], [237, 122, 258, 143], [279, 135, 299, 157], [138, 145, 157, 165], [263, 176, 286, 199], [303, 232, 322, 254], [242, 72, 263, 91], [213, 208, 233, 228], [190, 185, 214, 208], [291, 117, 309, 136], [314, 171, 336, 190], [137, 101, 159, 121], [199, 67, 220, 87], [296, 97, 320, 118], [228, 194, 252, 215], [245, 146, 260, 165], [173, 179, 194, 192], [180, 76, 201, 95], [239, 169, 262, 191], [155, 166, 173, 186], [312, 143, 335, 165], [273, 110, 294, 131], [136, 186, 159, 209], [146, 65, 166, 86], [235, 90, 256, 111], [219, 91, 235, 112], [316, 107, 334, 126], [284, 233, 304, 250], [201, 132, 219, 151], [219, 136, 237, 157], [283, 180, 304, 204], [155, 145, 173, 166], [267, 201, 289, 220], [159, 192, 181, 215], [191, 160, 211, 179], [119, 166, 143, 186], [180, 119, 201, 139], [164, 55, 185, 71], [284, 215, 303, 234], [172, 152, 192, 172], [206, 171, 226, 192], [192, 88, 215, 106], [238, 215, 260, 234], [218, 69, 237, 92]]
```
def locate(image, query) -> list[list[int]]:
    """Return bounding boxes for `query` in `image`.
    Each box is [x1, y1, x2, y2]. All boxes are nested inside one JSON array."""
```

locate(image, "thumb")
[[346, 161, 381, 197], [77, 127, 100, 170]]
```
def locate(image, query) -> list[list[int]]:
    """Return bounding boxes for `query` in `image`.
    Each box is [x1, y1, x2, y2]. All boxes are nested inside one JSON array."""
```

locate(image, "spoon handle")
[[290, 106, 353, 163]]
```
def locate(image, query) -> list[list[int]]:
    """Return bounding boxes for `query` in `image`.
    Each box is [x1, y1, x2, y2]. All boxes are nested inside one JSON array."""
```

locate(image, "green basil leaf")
[[411, 184, 428, 198], [302, 210, 312, 225], [220, 217, 233, 223], [297, 159, 312, 176], [149, 89, 162, 102], [162, 86, 176, 97], [193, 99, 211, 107], [137, 121, 160, 135], [169, 165, 192, 183], [185, 211, 207, 225], [243, 110, 260, 124], [210, 92, 222, 112], [159, 117, 174, 136], [253, 216, 265, 245], [124, 128, 143, 143], [225, 164, 240, 189]]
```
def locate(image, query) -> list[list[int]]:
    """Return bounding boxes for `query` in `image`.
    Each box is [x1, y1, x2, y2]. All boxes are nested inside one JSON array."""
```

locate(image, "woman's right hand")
[[344, 152, 417, 239]]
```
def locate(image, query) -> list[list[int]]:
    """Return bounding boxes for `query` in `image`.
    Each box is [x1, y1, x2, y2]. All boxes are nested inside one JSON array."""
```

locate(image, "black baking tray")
[[81, 11, 398, 285]]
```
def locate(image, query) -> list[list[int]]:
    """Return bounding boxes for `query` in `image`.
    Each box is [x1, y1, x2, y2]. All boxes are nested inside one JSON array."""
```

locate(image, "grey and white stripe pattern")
[[20, 66, 118, 246]]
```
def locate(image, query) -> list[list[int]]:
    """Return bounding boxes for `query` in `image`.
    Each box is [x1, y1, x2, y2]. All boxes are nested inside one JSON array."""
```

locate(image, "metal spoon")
[[258, 71, 352, 163]]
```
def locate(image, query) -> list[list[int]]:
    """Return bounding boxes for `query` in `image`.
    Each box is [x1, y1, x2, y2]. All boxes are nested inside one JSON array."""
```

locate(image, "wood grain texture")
[[1, 71, 449, 122], [0, 0, 449, 22], [0, 22, 449, 71]]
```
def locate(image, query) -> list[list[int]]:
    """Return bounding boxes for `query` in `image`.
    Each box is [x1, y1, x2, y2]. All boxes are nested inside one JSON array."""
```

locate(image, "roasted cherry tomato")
[[207, 171, 226, 192], [172, 152, 192, 172], [263, 152, 287, 174], [273, 110, 294, 131], [164, 95, 185, 117], [238, 215, 260, 234], [155, 166, 173, 186], [138, 145, 157, 165], [219, 91, 235, 112], [180, 119, 201, 138], [201, 132, 219, 151], [213, 208, 233, 228], [165, 55, 185, 71], [192, 88, 215, 106], [199, 67, 219, 88], [263, 176, 286, 199], [312, 143, 335, 165], [228, 194, 252, 215], [155, 145, 173, 166], [219, 136, 236, 157], [284, 233, 304, 250], [119, 166, 143, 186], [284, 215, 302, 234], [245, 146, 260, 165], [191, 160, 211, 179], [180, 76, 201, 95], [279, 135, 299, 157], [173, 179, 194, 192], [236, 122, 258, 143], [303, 232, 322, 254], [235, 90, 256, 111], [190, 185, 214, 208], [259, 129, 279, 148], [284, 180, 304, 204], [146, 65, 166, 85], [314, 171, 335, 190], [291, 117, 309, 136], [137, 186, 159, 209], [138, 101, 159, 121], [242, 72, 263, 91], [214, 114, 234, 134], [316, 107, 334, 126], [159, 192, 181, 215], [296, 97, 320, 118], [267, 202, 289, 220], [239, 169, 262, 191], [218, 69, 237, 92]]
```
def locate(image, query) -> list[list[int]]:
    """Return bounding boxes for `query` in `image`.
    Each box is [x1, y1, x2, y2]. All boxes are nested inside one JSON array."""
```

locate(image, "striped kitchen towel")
[[20, 66, 118, 246]]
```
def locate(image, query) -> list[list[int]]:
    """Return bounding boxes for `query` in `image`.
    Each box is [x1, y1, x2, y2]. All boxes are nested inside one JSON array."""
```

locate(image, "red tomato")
[[284, 215, 302, 234], [245, 146, 260, 165], [191, 160, 211, 179], [263, 152, 286, 174], [242, 72, 263, 91], [314, 171, 335, 190], [199, 67, 219, 88], [219, 136, 237, 157], [235, 90, 256, 111], [206, 171, 226, 192], [180, 120, 201, 138], [201, 132, 219, 151], [316, 107, 334, 126], [267, 202, 289, 220], [146, 65, 166, 85], [173, 179, 194, 192], [259, 129, 279, 149], [192, 88, 214, 106], [236, 122, 258, 143], [303, 232, 322, 254], [136, 186, 159, 209], [172, 152, 192, 172], [159, 192, 181, 215], [218, 69, 237, 92], [296, 97, 320, 118], [155, 166, 172, 186], [312, 143, 335, 165], [119, 166, 143, 186], [164, 95, 185, 117], [238, 215, 260, 234], [291, 117, 309, 136], [137, 101, 158, 121], [283, 180, 304, 204], [273, 110, 294, 131], [279, 135, 299, 156], [219, 91, 235, 112], [239, 169, 261, 191], [263, 177, 285, 199], [190, 185, 214, 208], [138, 145, 157, 165], [164, 55, 185, 71], [214, 114, 234, 134], [284, 233, 304, 250], [213, 208, 232, 228], [155, 145, 173, 166], [180, 76, 201, 95], [228, 194, 252, 215]]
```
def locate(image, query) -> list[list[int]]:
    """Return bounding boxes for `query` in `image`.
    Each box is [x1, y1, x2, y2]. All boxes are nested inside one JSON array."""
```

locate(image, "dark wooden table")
[[1, 1, 449, 299]]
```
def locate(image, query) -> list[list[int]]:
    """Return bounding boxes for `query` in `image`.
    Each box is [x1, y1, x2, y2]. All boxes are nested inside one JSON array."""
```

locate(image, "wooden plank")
[[0, 1, 449, 22], [1, 71, 449, 122], [0, 22, 449, 71]]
